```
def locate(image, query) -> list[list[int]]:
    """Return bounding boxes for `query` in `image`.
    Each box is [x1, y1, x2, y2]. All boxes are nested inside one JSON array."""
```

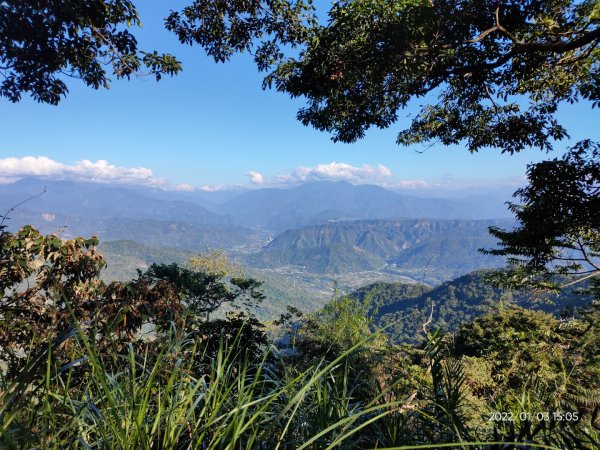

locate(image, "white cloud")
[[0, 176, 19, 184], [278, 162, 393, 184], [0, 156, 523, 194], [0, 156, 167, 187], [247, 171, 264, 185], [0, 156, 259, 192], [169, 183, 196, 192], [0, 156, 63, 177], [382, 179, 430, 189], [198, 185, 228, 192]]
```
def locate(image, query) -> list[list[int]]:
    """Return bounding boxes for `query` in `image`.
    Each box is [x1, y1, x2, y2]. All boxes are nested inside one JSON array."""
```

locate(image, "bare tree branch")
[[0, 187, 47, 229]]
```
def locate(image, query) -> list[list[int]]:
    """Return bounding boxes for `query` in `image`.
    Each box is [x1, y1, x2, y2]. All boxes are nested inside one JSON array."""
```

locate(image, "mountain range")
[[212, 181, 512, 230], [246, 219, 510, 280], [0, 178, 228, 224], [1, 177, 517, 286], [1, 178, 512, 232]]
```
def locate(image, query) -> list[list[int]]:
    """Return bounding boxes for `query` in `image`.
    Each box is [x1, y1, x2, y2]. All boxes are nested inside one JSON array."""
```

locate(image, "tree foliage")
[[187, 248, 244, 278], [485, 139, 600, 289], [454, 306, 600, 443], [0, 226, 265, 378], [168, 0, 599, 153], [5, 1, 597, 151], [0, 0, 181, 104], [144, 262, 265, 316], [165, 0, 315, 66], [2, 225, 600, 448], [303, 290, 374, 353]]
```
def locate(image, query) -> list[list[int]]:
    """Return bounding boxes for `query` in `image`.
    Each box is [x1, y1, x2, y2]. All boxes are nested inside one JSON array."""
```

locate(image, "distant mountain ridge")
[[1, 179, 513, 233], [0, 178, 230, 225], [2, 179, 515, 279], [215, 181, 512, 230], [6, 209, 263, 250]]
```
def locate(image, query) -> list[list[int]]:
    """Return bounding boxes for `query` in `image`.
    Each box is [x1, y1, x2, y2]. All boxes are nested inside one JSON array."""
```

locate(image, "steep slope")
[[247, 219, 510, 277]]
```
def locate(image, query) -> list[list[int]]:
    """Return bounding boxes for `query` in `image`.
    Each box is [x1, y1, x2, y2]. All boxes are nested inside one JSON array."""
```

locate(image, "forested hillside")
[[352, 271, 595, 344], [248, 219, 509, 280]]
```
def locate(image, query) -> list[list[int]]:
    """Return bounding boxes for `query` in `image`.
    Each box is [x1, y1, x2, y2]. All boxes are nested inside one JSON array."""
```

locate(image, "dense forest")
[[354, 272, 594, 344]]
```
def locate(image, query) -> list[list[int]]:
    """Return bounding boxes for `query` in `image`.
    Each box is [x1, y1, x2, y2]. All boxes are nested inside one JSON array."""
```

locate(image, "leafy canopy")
[[5, 0, 597, 151], [0, 0, 181, 104], [144, 262, 265, 316], [485, 140, 600, 289], [168, 0, 600, 153]]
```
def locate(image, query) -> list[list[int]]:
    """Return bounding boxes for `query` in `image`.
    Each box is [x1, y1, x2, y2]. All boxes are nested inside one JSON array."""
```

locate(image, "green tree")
[[167, 0, 599, 153], [144, 262, 265, 317], [454, 306, 600, 445], [0, 226, 265, 378], [0, 0, 181, 104], [485, 140, 600, 290], [306, 291, 374, 352], [0, 226, 186, 377]]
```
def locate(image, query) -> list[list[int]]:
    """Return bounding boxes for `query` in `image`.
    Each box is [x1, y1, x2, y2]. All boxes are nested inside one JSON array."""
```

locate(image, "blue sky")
[[0, 1, 598, 193]]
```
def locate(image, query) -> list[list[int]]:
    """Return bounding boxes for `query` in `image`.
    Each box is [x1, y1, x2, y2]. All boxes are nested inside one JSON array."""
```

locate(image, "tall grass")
[[0, 320, 404, 449], [0, 321, 578, 450]]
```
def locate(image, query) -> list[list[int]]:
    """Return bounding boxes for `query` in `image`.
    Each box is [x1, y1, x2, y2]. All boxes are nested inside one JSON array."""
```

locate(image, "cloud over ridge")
[[0, 156, 166, 187], [279, 162, 393, 184], [247, 171, 264, 184], [3, 156, 492, 192]]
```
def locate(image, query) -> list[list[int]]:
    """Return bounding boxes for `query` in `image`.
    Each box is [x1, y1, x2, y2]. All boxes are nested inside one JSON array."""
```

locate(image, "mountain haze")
[[216, 181, 512, 230], [0, 178, 229, 225], [7, 209, 262, 250], [2, 178, 516, 282]]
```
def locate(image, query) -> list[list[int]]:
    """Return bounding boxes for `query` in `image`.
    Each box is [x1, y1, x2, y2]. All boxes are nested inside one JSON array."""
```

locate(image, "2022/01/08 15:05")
[[488, 411, 579, 422]]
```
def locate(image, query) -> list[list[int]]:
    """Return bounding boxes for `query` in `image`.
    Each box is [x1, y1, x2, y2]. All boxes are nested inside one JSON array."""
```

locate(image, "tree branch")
[[576, 237, 600, 271], [494, 7, 523, 44], [465, 25, 499, 44], [516, 26, 600, 53], [0, 187, 47, 229], [465, 7, 600, 52], [560, 270, 600, 289], [457, 8, 600, 77]]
